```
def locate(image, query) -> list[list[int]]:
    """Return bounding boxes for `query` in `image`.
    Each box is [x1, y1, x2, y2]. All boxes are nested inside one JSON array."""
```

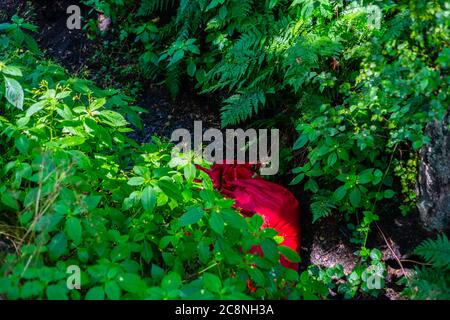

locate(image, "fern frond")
[[381, 10, 411, 42], [221, 90, 265, 127], [407, 267, 450, 299], [415, 234, 450, 270], [283, 38, 318, 92], [204, 28, 265, 91], [229, 0, 254, 24], [310, 195, 336, 223], [137, 0, 176, 16]]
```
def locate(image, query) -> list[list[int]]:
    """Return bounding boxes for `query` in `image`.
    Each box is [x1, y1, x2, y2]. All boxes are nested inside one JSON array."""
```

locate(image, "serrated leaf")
[[209, 211, 224, 235], [179, 206, 204, 227], [48, 232, 67, 260], [278, 245, 301, 263], [248, 267, 265, 286], [66, 217, 82, 245]]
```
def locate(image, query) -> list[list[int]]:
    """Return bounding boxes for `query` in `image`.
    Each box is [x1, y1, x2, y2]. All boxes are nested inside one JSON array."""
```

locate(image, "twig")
[[400, 259, 432, 267], [374, 222, 410, 281]]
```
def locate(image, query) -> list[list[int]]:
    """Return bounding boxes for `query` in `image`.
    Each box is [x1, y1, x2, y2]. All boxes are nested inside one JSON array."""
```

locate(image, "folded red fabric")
[[197, 163, 300, 270]]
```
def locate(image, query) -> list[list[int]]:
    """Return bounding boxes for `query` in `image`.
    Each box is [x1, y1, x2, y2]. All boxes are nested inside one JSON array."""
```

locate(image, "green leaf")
[[89, 98, 106, 111], [209, 212, 224, 235], [46, 284, 68, 300], [370, 248, 382, 261], [384, 189, 395, 199], [203, 273, 221, 293], [222, 209, 246, 230], [261, 239, 279, 262], [269, 0, 280, 9], [85, 286, 105, 300], [142, 240, 153, 263], [158, 178, 183, 201], [333, 185, 347, 201], [293, 135, 308, 150], [26, 100, 47, 117], [248, 267, 265, 286], [2, 65, 22, 77], [83, 195, 102, 211], [184, 163, 196, 182], [1, 193, 18, 210], [179, 206, 204, 227], [349, 187, 361, 207], [66, 217, 82, 245], [327, 152, 337, 167], [54, 136, 86, 148], [141, 186, 156, 212], [4, 76, 24, 110], [290, 173, 304, 186], [161, 272, 182, 291], [117, 273, 147, 294], [169, 50, 184, 66], [105, 281, 121, 300], [151, 264, 165, 279], [128, 177, 145, 186], [21, 280, 44, 298], [48, 232, 67, 260], [359, 169, 373, 184], [187, 63, 196, 77], [278, 245, 300, 263], [99, 110, 128, 127]]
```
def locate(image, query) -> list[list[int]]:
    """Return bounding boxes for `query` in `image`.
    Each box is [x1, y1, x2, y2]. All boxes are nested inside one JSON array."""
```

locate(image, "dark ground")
[[1, 0, 437, 299]]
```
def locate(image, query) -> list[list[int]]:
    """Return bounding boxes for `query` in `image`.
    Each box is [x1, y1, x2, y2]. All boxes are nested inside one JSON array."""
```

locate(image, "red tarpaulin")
[[197, 163, 301, 270]]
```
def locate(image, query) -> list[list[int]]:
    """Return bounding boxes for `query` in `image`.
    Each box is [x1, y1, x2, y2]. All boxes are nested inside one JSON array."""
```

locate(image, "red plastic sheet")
[[197, 163, 301, 270]]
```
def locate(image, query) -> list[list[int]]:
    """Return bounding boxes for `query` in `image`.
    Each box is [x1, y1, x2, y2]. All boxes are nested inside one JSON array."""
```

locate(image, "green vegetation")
[[403, 234, 450, 299], [0, 0, 449, 300], [0, 17, 317, 300]]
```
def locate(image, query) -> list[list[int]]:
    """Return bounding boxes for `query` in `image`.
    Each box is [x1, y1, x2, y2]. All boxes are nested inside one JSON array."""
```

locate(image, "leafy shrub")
[[0, 17, 333, 300], [78, 1, 450, 299], [82, 0, 448, 250]]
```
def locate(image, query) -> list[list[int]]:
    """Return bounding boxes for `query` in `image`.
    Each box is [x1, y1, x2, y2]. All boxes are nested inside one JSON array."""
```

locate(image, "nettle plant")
[[83, 1, 447, 244], [0, 18, 331, 300], [290, 1, 449, 240], [78, 1, 449, 298]]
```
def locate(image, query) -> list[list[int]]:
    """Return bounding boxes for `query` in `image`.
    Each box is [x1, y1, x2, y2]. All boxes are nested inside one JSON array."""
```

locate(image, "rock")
[[417, 116, 450, 232]]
